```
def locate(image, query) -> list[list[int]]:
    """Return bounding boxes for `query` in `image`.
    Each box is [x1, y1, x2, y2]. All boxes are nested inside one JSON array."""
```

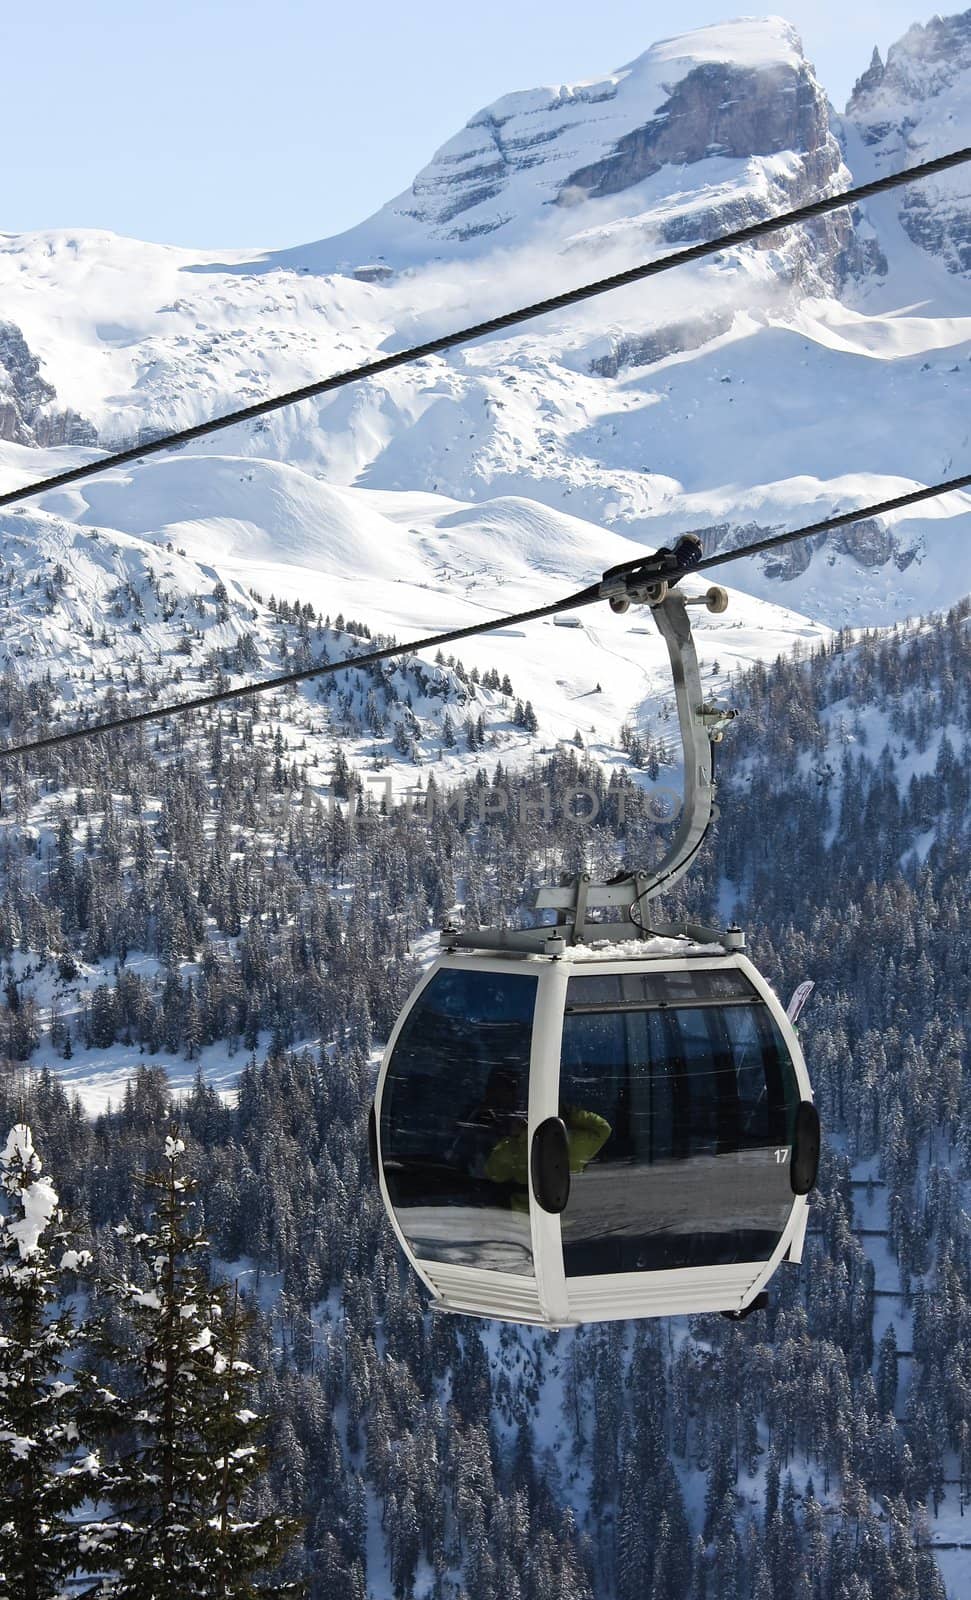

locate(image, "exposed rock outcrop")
[[0, 322, 96, 448], [561, 49, 867, 295], [700, 515, 920, 581], [559, 58, 834, 200], [589, 308, 735, 377]]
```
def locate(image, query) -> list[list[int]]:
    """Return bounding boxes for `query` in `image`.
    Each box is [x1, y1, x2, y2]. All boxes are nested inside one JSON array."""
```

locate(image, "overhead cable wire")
[[0, 144, 969, 515], [2, 468, 968, 763]]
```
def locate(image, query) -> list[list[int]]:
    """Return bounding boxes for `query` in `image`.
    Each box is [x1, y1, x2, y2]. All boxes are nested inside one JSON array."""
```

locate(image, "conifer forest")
[[1, 596, 969, 1598]]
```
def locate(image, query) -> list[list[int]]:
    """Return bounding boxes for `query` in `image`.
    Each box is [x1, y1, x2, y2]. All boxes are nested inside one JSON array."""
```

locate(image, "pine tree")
[[876, 1323, 899, 1418], [0, 1123, 108, 1600], [330, 746, 351, 801], [97, 1135, 302, 1598]]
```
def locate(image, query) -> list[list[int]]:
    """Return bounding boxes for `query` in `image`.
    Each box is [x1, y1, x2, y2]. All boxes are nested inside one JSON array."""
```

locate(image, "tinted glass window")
[[380, 967, 537, 1276], [566, 966, 757, 1010], [559, 982, 799, 1276]]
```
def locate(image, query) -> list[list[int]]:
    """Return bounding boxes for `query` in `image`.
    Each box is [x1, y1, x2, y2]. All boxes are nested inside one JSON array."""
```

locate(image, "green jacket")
[[484, 1106, 611, 1187]]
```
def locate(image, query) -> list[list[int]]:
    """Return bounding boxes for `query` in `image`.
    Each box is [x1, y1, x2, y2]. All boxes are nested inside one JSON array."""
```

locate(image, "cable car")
[[371, 545, 820, 1325]]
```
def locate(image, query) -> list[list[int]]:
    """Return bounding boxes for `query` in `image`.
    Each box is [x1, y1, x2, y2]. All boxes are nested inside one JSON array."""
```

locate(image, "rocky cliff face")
[[0, 321, 96, 447], [559, 56, 834, 201], [846, 8, 971, 275], [574, 50, 868, 305]]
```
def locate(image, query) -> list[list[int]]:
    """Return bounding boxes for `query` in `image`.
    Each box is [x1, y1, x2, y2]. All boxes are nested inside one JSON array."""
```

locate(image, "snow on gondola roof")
[[559, 936, 725, 961]]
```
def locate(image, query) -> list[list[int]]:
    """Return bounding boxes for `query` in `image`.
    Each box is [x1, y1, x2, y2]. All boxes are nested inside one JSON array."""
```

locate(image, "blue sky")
[[9, 0, 930, 248]]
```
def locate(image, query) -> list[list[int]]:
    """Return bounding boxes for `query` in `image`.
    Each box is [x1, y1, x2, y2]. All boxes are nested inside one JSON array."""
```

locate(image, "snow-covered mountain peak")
[[457, 15, 807, 149], [279, 16, 845, 279], [848, 9, 971, 112], [845, 8, 971, 276], [630, 16, 804, 69]]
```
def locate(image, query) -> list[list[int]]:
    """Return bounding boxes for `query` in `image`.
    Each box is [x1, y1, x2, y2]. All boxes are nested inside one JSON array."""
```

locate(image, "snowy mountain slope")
[[4, 541, 968, 1600], [0, 458, 830, 769], [0, 13, 969, 677]]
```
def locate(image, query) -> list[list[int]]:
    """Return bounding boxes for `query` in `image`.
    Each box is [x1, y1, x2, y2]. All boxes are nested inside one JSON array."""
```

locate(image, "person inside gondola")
[[484, 1102, 611, 1209], [447, 1065, 526, 1185]]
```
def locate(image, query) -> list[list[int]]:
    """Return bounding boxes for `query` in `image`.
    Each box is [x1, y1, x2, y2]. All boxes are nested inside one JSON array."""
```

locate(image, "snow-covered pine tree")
[[0, 1123, 107, 1600], [97, 1135, 302, 1599]]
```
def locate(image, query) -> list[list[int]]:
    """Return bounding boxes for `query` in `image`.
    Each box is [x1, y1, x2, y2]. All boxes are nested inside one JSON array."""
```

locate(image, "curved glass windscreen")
[[559, 968, 800, 1276], [380, 967, 537, 1276]]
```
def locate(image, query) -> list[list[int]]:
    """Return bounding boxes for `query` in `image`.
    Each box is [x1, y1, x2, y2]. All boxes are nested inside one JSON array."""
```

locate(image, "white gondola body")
[[374, 946, 814, 1327]]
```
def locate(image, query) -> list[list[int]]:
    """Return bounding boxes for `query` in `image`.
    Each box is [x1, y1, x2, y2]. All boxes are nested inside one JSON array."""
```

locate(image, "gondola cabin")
[[372, 939, 818, 1327], [373, 581, 820, 1326]]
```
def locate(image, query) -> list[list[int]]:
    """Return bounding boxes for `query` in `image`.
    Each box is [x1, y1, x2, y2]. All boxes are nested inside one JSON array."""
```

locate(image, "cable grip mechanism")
[[599, 533, 705, 614]]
